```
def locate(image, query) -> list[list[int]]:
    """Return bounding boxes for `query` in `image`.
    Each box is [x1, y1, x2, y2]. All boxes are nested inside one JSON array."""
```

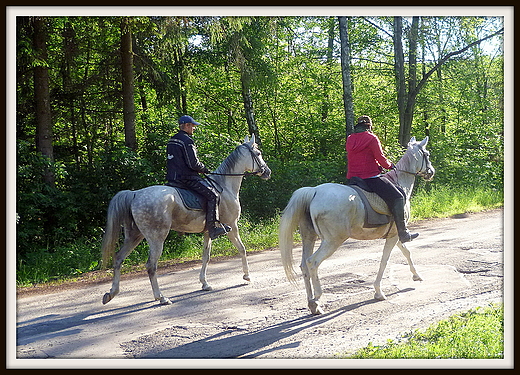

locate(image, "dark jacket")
[[166, 130, 210, 181]]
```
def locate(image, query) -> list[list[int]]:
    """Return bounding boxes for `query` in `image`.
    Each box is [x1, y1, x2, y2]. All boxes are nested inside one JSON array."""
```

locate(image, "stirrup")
[[220, 222, 232, 233], [208, 223, 231, 240]]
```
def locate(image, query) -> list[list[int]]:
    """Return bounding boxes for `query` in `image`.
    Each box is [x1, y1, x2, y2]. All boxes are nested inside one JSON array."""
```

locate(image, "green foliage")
[[348, 304, 504, 359], [14, 15, 504, 286], [16, 139, 162, 256]]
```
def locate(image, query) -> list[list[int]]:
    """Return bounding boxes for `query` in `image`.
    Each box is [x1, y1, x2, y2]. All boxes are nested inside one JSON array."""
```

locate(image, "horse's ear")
[[250, 133, 256, 145], [244, 135, 250, 144], [419, 136, 429, 147], [409, 136, 416, 144]]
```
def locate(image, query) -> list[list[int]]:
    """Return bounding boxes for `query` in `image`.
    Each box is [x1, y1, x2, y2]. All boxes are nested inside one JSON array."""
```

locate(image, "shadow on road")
[[17, 300, 155, 346], [139, 293, 396, 358]]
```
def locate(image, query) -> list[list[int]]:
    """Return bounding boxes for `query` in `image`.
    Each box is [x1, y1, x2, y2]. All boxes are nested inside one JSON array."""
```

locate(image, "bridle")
[[206, 143, 267, 177], [387, 146, 432, 186]]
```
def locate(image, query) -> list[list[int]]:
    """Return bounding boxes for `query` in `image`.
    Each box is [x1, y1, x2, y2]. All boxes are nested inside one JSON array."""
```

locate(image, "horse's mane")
[[213, 143, 248, 175], [384, 141, 419, 181]]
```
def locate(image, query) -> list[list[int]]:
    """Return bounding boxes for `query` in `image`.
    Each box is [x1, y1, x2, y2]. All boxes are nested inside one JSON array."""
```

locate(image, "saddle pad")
[[349, 185, 391, 228], [361, 190, 391, 215], [165, 183, 206, 211], [179, 188, 206, 211]]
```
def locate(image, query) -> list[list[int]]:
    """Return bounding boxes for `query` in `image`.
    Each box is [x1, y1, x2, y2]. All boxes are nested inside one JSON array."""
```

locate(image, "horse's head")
[[408, 136, 435, 181], [243, 134, 272, 180]]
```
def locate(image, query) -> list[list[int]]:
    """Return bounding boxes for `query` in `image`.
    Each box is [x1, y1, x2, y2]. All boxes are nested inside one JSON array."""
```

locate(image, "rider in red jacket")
[[346, 130, 393, 179], [346, 116, 418, 243]]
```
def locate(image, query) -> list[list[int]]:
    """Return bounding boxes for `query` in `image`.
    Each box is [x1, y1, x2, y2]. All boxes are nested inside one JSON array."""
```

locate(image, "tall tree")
[[393, 16, 504, 147], [338, 16, 355, 138], [32, 16, 55, 186], [121, 17, 137, 151], [320, 16, 335, 123], [209, 17, 276, 145]]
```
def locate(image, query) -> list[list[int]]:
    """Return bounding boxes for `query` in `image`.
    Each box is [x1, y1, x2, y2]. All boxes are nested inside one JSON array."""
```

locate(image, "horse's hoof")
[[202, 284, 213, 291], [374, 292, 387, 301], [309, 300, 324, 315], [243, 275, 251, 282], [102, 293, 112, 305], [413, 274, 423, 282], [159, 297, 172, 305]]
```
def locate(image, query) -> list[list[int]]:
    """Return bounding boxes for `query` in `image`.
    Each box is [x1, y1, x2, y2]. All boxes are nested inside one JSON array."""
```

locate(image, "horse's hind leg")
[[396, 241, 423, 281], [305, 239, 343, 315], [374, 236, 399, 301], [299, 219, 318, 314], [146, 236, 172, 305], [103, 227, 144, 304]]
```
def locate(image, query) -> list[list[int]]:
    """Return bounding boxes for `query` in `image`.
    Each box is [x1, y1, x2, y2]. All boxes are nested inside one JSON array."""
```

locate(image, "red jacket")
[[346, 131, 393, 179]]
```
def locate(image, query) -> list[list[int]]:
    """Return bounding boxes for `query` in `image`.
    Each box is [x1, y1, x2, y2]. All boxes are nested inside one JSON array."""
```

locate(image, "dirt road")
[[12, 208, 510, 367]]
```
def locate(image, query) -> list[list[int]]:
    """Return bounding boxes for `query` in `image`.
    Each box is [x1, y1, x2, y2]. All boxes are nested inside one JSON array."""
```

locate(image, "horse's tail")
[[279, 186, 317, 283], [100, 190, 136, 269]]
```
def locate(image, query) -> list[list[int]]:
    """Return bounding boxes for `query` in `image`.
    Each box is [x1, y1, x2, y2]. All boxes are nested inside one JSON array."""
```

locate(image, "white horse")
[[101, 135, 271, 305], [279, 137, 434, 315]]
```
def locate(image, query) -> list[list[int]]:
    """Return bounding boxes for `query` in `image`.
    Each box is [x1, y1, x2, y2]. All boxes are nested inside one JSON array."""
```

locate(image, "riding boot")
[[205, 198, 230, 240], [390, 199, 419, 243]]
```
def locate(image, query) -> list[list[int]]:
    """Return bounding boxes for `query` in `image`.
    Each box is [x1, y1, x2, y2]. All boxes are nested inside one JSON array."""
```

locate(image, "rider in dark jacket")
[[166, 115, 229, 240]]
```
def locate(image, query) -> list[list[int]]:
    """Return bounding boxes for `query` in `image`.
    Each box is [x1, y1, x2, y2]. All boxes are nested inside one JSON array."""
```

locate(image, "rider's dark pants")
[[175, 178, 220, 228], [177, 178, 219, 202], [362, 176, 404, 207], [363, 176, 412, 238]]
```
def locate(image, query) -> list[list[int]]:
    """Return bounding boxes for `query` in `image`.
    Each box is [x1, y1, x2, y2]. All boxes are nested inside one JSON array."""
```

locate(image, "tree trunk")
[[241, 71, 261, 145], [32, 16, 54, 186], [121, 17, 137, 151], [321, 17, 335, 123], [393, 16, 408, 147], [338, 16, 355, 138], [400, 17, 420, 145]]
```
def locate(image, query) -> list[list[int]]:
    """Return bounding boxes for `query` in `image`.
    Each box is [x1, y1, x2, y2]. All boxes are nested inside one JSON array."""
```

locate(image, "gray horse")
[[279, 137, 434, 314], [101, 135, 271, 305]]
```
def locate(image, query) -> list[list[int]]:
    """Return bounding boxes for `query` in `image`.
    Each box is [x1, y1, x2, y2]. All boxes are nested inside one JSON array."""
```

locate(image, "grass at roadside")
[[345, 303, 504, 359], [410, 184, 503, 221]]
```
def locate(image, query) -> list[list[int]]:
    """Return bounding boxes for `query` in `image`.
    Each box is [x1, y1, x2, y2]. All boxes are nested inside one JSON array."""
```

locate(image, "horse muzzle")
[[258, 166, 272, 180], [421, 166, 435, 181]]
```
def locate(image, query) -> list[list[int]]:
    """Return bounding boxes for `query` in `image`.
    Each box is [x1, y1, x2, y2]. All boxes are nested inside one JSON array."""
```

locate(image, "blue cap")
[[178, 115, 201, 125]]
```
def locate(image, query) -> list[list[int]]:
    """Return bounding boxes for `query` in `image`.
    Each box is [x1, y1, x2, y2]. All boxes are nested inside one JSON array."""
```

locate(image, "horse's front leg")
[[374, 235, 399, 301], [226, 223, 250, 282], [396, 241, 423, 281], [200, 233, 213, 291]]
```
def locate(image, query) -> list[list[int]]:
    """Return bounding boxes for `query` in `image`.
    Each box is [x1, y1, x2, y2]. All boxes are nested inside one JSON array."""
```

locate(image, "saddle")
[[165, 181, 206, 211], [348, 177, 392, 228]]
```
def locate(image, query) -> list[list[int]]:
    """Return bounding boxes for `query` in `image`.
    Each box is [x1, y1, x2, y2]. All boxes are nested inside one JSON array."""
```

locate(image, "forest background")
[[11, 11, 506, 285]]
